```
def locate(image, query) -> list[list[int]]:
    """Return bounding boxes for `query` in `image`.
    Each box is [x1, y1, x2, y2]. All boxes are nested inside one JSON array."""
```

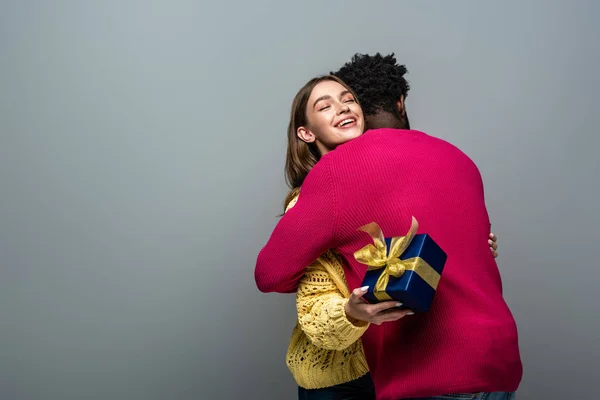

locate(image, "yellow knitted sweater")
[[284, 195, 370, 389]]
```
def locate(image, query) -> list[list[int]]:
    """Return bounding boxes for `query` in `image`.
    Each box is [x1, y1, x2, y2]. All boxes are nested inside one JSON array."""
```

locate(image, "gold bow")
[[353, 217, 440, 301]]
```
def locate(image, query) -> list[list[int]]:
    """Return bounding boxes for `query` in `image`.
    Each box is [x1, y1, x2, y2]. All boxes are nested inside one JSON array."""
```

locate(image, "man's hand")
[[345, 286, 414, 326]]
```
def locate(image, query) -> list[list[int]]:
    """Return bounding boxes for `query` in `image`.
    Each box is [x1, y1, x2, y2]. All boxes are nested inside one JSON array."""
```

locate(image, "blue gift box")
[[355, 219, 447, 313]]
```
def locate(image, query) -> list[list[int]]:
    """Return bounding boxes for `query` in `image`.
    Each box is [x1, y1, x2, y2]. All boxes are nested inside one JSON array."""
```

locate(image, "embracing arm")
[[254, 163, 338, 293]]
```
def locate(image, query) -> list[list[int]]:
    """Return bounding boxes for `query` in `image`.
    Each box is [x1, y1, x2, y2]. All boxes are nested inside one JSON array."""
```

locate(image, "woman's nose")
[[337, 104, 350, 114]]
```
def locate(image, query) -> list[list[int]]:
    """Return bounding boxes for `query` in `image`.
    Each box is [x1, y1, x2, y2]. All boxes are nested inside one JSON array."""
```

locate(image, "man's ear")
[[297, 126, 316, 143], [396, 95, 406, 117]]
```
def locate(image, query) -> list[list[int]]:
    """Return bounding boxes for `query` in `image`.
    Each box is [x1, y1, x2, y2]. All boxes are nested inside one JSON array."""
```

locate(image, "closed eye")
[[319, 105, 330, 111]]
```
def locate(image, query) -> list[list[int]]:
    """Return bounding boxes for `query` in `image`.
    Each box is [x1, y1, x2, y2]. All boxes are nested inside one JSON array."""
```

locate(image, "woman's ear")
[[396, 95, 406, 117], [297, 126, 316, 143]]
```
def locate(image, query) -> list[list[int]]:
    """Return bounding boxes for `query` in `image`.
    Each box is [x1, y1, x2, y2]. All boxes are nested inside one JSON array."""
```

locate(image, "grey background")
[[1, 1, 598, 399]]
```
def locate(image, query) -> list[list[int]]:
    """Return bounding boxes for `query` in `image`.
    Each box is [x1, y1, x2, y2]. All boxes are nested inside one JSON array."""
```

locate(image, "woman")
[[283, 75, 500, 400]]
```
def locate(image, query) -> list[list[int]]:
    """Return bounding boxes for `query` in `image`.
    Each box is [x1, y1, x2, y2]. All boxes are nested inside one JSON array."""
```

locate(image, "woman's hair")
[[283, 75, 359, 211]]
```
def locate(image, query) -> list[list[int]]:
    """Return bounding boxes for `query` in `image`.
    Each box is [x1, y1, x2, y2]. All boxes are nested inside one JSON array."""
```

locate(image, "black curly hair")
[[332, 53, 410, 118]]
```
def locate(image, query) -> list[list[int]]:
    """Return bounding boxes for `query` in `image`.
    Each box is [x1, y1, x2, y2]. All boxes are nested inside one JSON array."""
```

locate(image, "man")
[[255, 53, 522, 400]]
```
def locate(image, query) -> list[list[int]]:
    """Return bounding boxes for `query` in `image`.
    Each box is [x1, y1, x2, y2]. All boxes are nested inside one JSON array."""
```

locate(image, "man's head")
[[332, 53, 411, 130]]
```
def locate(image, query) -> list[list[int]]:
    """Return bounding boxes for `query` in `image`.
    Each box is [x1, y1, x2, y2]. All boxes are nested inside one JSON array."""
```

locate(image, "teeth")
[[338, 118, 354, 127]]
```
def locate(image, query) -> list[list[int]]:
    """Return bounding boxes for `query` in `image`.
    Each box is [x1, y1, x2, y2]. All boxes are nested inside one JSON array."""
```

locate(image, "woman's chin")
[[342, 126, 363, 141]]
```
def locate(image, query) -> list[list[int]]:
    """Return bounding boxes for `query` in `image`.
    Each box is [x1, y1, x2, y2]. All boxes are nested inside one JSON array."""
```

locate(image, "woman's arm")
[[296, 251, 369, 351]]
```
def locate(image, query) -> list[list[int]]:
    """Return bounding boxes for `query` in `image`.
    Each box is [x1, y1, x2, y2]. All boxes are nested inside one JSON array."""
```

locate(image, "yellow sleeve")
[[295, 254, 369, 351]]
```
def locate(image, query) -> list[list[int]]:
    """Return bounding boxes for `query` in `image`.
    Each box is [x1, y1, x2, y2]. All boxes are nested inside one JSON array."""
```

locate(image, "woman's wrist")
[[344, 299, 363, 326]]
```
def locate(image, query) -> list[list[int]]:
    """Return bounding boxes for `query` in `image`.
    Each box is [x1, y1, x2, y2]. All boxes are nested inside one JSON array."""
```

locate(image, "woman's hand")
[[346, 233, 499, 325], [344, 286, 413, 326], [489, 232, 498, 258]]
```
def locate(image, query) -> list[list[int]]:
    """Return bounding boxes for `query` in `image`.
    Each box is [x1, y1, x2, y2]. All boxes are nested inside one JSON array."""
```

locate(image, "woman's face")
[[297, 80, 364, 156]]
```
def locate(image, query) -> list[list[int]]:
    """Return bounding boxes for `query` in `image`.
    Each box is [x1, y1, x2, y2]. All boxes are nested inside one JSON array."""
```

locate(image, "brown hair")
[[283, 75, 360, 211]]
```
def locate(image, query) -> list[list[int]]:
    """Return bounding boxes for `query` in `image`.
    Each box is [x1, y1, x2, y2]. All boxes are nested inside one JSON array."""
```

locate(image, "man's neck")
[[365, 111, 409, 130]]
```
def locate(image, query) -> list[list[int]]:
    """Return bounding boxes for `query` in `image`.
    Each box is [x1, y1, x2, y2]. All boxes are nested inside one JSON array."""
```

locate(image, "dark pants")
[[297, 373, 376, 400]]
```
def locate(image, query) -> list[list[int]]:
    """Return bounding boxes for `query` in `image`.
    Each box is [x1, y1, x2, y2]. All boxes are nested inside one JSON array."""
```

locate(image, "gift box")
[[353, 217, 447, 313]]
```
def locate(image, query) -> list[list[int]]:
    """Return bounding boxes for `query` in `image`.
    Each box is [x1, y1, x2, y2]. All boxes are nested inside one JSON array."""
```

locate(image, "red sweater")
[[255, 129, 522, 399]]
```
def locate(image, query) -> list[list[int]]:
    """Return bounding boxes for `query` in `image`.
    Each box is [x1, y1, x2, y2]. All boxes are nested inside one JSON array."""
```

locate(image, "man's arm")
[[255, 163, 338, 293]]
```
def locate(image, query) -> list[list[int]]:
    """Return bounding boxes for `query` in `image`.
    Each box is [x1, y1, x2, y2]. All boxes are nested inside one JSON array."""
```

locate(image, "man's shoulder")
[[331, 128, 457, 155], [431, 135, 480, 166], [301, 154, 334, 188], [422, 133, 484, 181], [407, 130, 479, 164], [317, 127, 480, 173], [327, 128, 407, 156]]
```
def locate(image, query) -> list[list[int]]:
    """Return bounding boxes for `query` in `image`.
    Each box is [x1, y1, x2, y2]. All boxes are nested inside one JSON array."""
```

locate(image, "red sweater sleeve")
[[255, 162, 338, 293]]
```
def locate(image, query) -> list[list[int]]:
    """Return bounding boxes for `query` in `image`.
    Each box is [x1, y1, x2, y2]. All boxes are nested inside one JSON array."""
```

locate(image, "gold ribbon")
[[353, 217, 440, 301]]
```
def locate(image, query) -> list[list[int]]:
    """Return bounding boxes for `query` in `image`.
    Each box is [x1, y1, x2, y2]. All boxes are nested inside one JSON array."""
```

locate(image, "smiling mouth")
[[336, 118, 356, 128]]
